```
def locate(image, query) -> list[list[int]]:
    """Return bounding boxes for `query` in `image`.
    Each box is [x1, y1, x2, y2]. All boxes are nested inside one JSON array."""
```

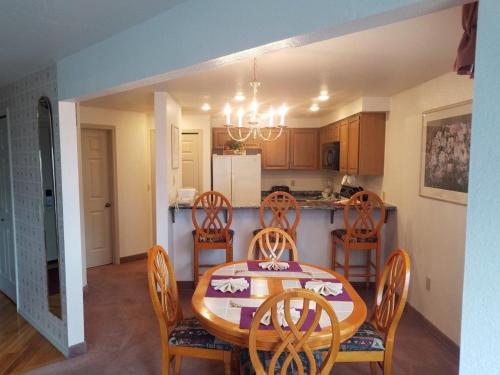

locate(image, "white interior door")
[[0, 115, 16, 301], [82, 129, 113, 268], [181, 132, 201, 192]]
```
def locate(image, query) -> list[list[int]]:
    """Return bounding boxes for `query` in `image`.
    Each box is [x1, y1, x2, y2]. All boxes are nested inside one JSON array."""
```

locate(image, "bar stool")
[[192, 191, 233, 285], [253, 191, 300, 260], [331, 190, 385, 288]]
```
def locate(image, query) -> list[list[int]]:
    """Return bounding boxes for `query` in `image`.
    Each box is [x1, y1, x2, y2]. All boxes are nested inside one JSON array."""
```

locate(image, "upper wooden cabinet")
[[261, 129, 290, 169], [289, 128, 319, 170], [338, 113, 386, 175], [212, 128, 261, 150], [319, 122, 339, 145]]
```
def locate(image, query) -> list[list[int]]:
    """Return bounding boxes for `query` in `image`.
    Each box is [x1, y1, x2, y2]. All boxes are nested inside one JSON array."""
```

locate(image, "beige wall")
[[80, 106, 153, 258], [261, 170, 340, 191], [382, 72, 473, 344]]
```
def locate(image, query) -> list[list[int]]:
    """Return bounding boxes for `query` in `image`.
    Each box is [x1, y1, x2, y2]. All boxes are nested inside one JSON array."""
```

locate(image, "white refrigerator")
[[212, 154, 262, 207]]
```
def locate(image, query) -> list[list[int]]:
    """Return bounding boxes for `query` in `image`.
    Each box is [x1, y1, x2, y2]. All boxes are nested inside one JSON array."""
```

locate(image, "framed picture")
[[171, 124, 179, 169], [419, 100, 472, 205]]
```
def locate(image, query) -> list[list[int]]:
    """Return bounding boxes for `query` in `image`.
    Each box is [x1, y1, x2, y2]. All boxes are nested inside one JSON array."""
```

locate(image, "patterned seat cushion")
[[192, 229, 234, 243], [332, 229, 378, 243], [168, 317, 232, 351], [340, 322, 385, 352], [240, 348, 324, 374]]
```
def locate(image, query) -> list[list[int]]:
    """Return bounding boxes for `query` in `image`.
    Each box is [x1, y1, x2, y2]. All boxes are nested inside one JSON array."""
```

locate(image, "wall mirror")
[[38, 96, 62, 319]]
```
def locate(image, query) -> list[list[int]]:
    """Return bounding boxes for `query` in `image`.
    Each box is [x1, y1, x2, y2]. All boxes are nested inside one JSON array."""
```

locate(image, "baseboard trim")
[[68, 341, 87, 357], [120, 252, 147, 263], [406, 303, 460, 359]]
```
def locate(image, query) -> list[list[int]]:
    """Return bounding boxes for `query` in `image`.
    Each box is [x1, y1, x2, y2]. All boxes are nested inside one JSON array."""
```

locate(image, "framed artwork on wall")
[[419, 100, 472, 205], [172, 124, 179, 169]]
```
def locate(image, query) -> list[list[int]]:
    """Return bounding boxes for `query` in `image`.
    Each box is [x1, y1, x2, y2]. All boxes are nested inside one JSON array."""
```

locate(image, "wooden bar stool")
[[192, 191, 233, 285], [253, 191, 300, 260], [331, 191, 385, 288]]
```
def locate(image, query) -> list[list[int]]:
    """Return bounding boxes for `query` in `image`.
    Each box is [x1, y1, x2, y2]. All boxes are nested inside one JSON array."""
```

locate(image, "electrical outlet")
[[425, 277, 431, 291], [291, 179, 296, 187]]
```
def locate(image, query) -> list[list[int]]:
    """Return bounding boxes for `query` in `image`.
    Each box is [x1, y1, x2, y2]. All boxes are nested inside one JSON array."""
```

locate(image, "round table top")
[[191, 260, 367, 350]]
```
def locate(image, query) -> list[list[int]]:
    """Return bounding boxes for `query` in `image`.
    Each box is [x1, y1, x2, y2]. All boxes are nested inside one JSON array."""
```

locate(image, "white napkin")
[[211, 278, 249, 293], [304, 280, 343, 296], [256, 305, 300, 327], [258, 259, 290, 271]]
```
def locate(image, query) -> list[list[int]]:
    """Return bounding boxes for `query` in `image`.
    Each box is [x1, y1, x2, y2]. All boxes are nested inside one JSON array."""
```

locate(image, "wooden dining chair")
[[247, 227, 298, 261], [336, 249, 411, 375], [147, 245, 233, 375], [331, 190, 385, 288], [254, 191, 301, 260], [192, 191, 233, 285], [240, 289, 340, 375]]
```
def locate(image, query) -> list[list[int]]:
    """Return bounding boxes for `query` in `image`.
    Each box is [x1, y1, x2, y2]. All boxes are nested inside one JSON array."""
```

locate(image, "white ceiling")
[[82, 6, 463, 118], [0, 0, 187, 87]]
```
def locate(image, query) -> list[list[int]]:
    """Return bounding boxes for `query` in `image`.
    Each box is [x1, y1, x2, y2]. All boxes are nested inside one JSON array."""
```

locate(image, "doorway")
[[81, 128, 115, 268], [0, 114, 16, 302], [181, 131, 202, 192]]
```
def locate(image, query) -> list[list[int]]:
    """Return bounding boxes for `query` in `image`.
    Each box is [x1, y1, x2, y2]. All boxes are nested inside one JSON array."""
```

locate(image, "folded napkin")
[[257, 305, 300, 327], [304, 280, 343, 296], [258, 259, 290, 271], [211, 278, 249, 293]]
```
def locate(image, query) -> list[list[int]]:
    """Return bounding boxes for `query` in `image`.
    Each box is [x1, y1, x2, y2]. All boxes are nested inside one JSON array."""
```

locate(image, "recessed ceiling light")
[[201, 103, 211, 111], [234, 92, 246, 101], [318, 90, 330, 101], [310, 103, 320, 112]]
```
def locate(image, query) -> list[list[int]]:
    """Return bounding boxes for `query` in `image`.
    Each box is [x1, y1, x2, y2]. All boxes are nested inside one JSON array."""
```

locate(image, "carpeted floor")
[[29, 260, 459, 375]]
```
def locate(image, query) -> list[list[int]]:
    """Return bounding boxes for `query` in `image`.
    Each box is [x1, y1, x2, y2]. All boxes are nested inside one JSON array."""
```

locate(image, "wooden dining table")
[[191, 260, 367, 351]]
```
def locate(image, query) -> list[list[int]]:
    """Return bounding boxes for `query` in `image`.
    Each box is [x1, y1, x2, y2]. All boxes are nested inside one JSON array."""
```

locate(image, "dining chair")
[[336, 249, 411, 375], [147, 245, 233, 375], [247, 227, 298, 261], [192, 191, 233, 285], [331, 190, 385, 288], [240, 289, 340, 375], [254, 191, 301, 261]]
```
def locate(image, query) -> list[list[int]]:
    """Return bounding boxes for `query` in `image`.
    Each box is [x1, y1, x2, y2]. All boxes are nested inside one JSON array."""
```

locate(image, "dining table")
[[191, 260, 367, 351]]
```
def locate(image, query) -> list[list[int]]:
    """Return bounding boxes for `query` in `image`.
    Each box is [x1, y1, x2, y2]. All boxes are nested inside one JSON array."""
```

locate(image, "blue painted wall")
[[57, 0, 459, 100], [460, 1, 500, 373]]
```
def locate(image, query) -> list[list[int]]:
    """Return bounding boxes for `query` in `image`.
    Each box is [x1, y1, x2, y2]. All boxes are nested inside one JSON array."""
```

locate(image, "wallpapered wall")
[[0, 66, 68, 353]]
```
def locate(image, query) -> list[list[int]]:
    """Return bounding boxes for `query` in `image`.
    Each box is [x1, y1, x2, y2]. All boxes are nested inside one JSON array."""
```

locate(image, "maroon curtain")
[[454, 2, 478, 78]]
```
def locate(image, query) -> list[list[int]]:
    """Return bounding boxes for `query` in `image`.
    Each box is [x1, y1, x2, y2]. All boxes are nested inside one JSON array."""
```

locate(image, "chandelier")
[[223, 58, 287, 142]]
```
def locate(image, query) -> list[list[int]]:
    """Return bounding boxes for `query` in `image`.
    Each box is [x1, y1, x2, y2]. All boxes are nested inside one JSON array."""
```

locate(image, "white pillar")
[[58, 101, 85, 348]]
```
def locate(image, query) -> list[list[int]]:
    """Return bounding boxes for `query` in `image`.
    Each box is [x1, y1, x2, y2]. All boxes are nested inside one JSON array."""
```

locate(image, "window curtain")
[[454, 1, 478, 78]]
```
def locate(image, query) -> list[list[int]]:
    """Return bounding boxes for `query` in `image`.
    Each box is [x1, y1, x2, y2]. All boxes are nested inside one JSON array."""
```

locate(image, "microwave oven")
[[322, 142, 340, 170]]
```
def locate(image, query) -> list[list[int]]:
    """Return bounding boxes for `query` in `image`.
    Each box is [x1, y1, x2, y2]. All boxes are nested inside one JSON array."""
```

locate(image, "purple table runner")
[[239, 307, 321, 331], [247, 261, 303, 272], [205, 275, 251, 298], [299, 278, 352, 302]]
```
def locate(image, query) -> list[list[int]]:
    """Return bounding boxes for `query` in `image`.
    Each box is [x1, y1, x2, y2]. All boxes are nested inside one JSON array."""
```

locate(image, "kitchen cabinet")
[[339, 113, 386, 175], [289, 128, 319, 170], [212, 128, 261, 151], [261, 129, 290, 169]]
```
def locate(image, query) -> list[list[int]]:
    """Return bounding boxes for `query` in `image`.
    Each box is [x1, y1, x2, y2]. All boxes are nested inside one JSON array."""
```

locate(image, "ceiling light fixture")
[[310, 103, 320, 112], [318, 90, 330, 101], [201, 103, 211, 111], [234, 92, 246, 101], [224, 58, 287, 142]]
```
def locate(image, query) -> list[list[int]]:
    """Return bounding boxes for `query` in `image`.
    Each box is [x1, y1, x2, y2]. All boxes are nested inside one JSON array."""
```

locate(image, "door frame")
[[181, 129, 204, 192], [80, 124, 120, 266], [0, 110, 19, 304]]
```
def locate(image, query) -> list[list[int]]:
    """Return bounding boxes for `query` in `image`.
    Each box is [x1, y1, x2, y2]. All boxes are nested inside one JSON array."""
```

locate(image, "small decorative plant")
[[224, 140, 246, 154]]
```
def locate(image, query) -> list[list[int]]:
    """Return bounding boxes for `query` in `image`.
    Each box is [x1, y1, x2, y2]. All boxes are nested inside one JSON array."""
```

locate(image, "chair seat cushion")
[[340, 322, 385, 352], [240, 348, 324, 374], [192, 229, 234, 243], [332, 229, 378, 243], [168, 317, 232, 351]]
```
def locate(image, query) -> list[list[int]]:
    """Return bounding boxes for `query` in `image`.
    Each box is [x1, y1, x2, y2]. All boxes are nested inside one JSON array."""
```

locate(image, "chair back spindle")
[[260, 192, 300, 239], [248, 227, 298, 261], [344, 191, 385, 241], [192, 191, 233, 242]]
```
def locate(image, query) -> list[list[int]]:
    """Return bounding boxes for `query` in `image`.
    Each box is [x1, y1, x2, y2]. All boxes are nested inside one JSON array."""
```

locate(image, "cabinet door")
[[347, 116, 360, 175], [261, 129, 289, 169], [333, 122, 340, 142], [339, 120, 349, 174], [289, 128, 319, 170], [213, 128, 231, 150]]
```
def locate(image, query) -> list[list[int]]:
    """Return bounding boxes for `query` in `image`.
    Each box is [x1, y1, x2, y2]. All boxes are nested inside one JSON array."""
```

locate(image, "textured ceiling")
[[0, 0, 187, 87], [82, 6, 463, 118]]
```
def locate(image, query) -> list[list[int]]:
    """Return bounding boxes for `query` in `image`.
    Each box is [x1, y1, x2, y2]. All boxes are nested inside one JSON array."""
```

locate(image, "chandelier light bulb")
[[268, 107, 275, 127], [237, 107, 245, 128], [318, 90, 330, 101], [201, 103, 211, 111], [279, 104, 288, 126], [310, 103, 320, 112], [224, 103, 232, 125], [234, 92, 246, 101]]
